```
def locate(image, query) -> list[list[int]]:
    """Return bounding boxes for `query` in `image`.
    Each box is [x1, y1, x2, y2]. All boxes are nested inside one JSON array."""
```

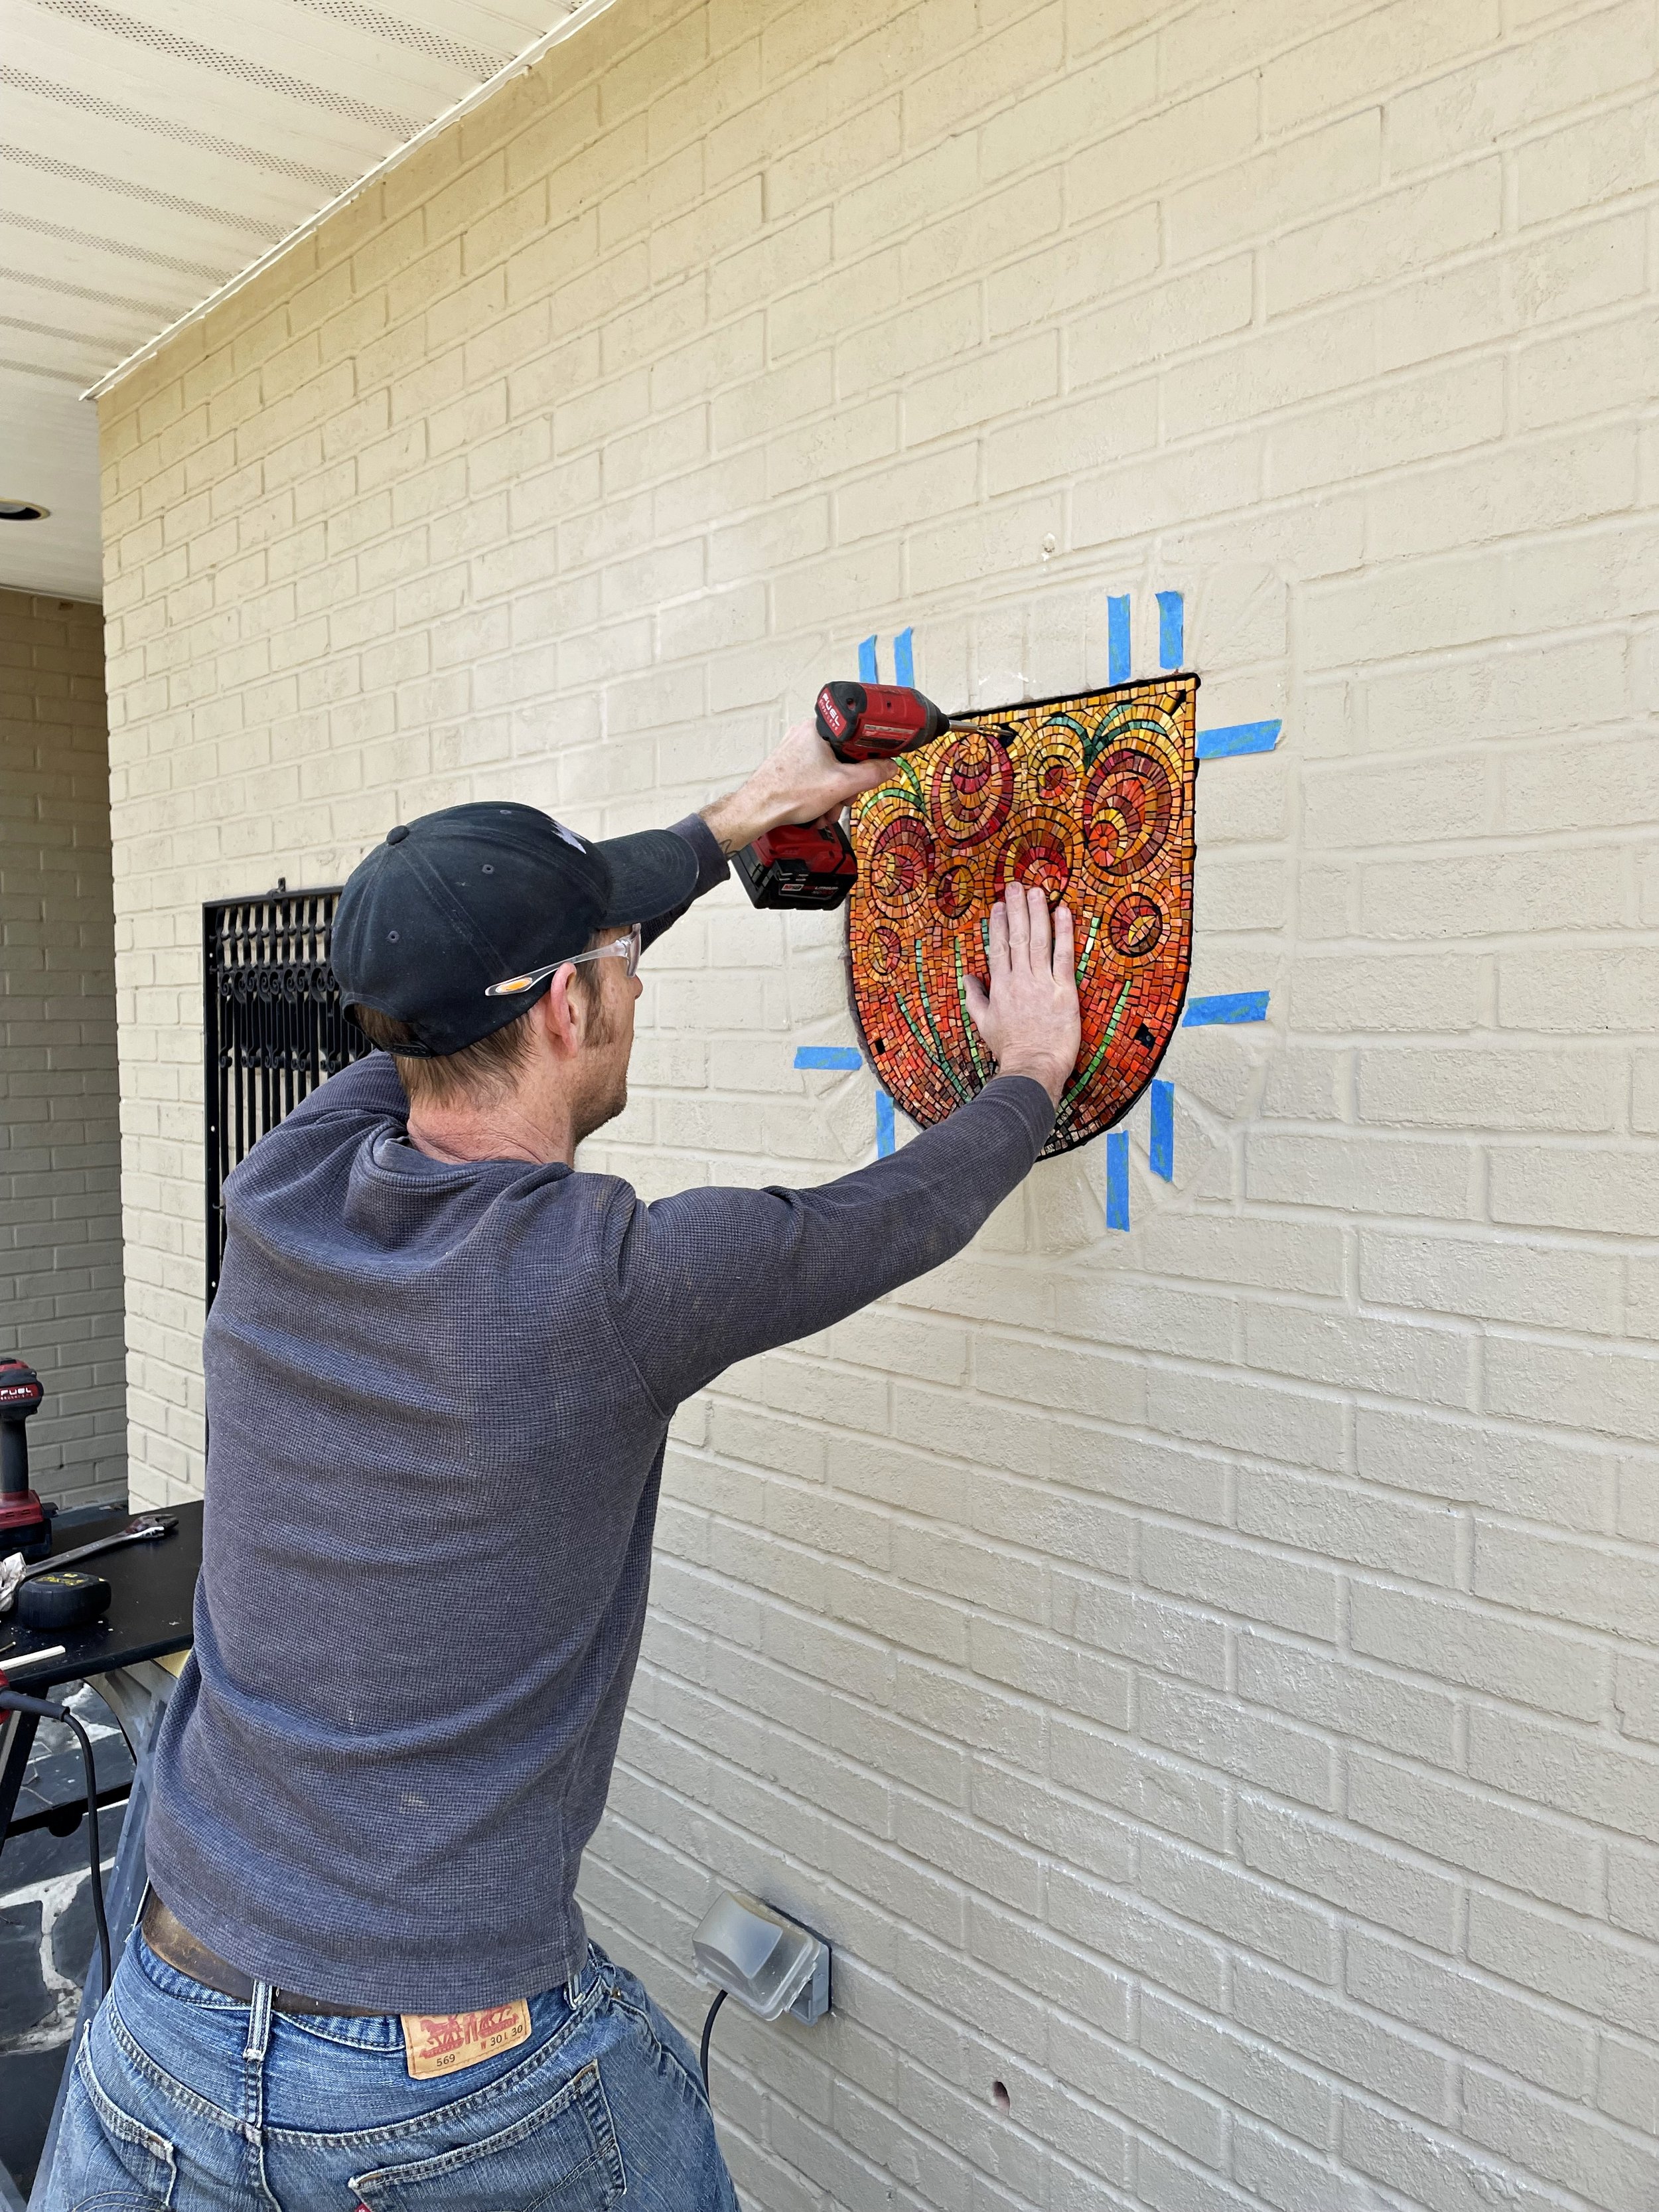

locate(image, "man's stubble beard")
[[569, 986, 630, 1149], [571, 1067, 628, 1149]]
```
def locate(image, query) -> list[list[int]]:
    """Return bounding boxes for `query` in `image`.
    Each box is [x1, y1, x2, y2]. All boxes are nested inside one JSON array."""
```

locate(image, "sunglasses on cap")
[[485, 922, 642, 1000]]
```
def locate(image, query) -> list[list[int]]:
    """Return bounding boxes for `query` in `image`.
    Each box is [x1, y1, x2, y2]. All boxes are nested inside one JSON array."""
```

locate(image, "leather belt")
[[141, 1893, 387, 2018]]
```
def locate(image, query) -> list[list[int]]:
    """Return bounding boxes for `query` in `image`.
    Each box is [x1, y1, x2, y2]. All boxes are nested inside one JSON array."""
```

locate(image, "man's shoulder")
[[226, 1056, 403, 1183], [282, 1053, 407, 1134]]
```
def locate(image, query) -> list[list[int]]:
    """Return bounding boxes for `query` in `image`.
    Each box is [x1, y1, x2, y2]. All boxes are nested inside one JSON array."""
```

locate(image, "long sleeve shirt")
[[146, 818, 1056, 2010]]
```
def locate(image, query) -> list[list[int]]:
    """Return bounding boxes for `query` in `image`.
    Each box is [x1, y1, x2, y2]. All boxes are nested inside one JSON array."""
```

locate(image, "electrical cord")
[[699, 1988, 727, 2103], [1, 1688, 111, 1997]]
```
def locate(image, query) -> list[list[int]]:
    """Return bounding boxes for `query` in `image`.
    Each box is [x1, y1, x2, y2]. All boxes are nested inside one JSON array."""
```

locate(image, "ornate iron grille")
[[203, 883, 369, 1305]]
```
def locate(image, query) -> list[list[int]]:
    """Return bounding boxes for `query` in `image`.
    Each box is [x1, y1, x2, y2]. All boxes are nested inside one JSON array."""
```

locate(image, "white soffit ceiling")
[[0, 0, 613, 601]]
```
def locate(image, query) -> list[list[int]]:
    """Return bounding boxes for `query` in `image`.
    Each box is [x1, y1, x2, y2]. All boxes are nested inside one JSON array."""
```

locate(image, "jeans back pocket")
[[348, 2058, 624, 2212], [54, 2039, 179, 2211]]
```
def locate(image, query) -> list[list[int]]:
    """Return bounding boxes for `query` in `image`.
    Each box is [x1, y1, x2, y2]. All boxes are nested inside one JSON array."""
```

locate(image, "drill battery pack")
[[733, 820, 859, 911]]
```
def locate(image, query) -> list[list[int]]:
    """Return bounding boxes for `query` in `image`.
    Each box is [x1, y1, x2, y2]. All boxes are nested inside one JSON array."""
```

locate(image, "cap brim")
[[595, 828, 701, 927]]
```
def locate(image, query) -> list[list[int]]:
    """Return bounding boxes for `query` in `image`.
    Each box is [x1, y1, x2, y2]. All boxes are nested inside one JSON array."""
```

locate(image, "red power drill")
[[735, 682, 952, 911], [0, 1359, 53, 1563]]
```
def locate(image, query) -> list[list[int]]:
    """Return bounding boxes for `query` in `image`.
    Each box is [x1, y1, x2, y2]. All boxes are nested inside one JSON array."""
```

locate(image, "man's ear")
[[537, 967, 585, 1057]]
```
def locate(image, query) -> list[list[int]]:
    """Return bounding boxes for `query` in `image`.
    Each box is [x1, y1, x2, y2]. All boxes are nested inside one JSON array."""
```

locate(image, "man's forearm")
[[699, 788, 771, 857], [698, 717, 892, 859], [618, 1072, 1058, 1406], [697, 761, 823, 856]]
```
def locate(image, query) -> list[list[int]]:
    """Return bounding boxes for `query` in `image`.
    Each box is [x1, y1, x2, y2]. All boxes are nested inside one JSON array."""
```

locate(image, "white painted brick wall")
[[98, 0, 1659, 2203], [0, 589, 125, 1507]]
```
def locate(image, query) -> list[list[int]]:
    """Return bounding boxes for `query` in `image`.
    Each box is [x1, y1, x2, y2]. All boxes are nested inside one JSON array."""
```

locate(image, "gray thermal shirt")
[[146, 817, 1056, 2012]]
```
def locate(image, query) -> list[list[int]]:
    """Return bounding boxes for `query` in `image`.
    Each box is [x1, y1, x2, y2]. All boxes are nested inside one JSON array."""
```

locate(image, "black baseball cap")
[[331, 801, 698, 1056]]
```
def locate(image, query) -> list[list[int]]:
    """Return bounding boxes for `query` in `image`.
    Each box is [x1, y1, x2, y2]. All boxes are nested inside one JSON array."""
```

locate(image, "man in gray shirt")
[[47, 718, 1079, 2212]]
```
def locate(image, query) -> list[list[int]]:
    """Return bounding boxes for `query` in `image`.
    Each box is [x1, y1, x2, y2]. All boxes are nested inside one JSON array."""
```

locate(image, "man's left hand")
[[701, 718, 891, 857]]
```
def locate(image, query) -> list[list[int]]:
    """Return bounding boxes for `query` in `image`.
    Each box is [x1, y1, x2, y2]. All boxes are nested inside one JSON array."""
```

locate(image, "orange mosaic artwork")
[[847, 676, 1198, 1156]]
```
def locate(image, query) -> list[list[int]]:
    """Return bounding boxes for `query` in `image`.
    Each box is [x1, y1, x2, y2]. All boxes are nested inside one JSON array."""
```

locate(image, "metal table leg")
[[0, 1706, 40, 1848]]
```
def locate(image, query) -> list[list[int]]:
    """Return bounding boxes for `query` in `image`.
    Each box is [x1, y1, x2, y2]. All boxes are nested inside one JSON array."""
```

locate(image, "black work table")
[[0, 1501, 202, 1847], [1, 1503, 202, 2209]]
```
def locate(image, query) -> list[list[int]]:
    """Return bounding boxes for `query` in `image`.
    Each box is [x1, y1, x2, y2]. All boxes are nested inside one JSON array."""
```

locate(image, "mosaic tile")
[[847, 676, 1197, 1157]]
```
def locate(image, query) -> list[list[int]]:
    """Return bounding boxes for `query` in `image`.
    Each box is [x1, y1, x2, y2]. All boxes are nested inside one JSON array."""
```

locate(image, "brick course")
[[98, 1, 1659, 2205]]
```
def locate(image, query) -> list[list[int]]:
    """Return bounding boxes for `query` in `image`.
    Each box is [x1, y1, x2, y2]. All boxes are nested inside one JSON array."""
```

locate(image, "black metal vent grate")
[[203, 885, 370, 1305]]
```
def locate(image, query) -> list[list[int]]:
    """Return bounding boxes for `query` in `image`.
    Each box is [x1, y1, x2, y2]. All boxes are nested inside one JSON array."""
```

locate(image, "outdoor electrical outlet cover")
[[692, 1891, 831, 2025]]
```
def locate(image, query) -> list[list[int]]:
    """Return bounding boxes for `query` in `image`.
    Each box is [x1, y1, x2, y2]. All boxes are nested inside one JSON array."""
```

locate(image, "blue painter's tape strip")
[[1106, 1129, 1129, 1230], [1196, 720, 1281, 761], [795, 1045, 863, 1070], [1149, 1079, 1174, 1181], [858, 635, 879, 683], [893, 627, 914, 686], [1108, 595, 1131, 685], [1157, 591, 1184, 670], [876, 1090, 897, 1158], [1183, 990, 1270, 1026]]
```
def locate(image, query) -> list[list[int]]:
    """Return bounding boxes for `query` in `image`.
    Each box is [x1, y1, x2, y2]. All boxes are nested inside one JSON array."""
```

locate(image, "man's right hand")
[[700, 718, 891, 857], [962, 885, 1082, 1106]]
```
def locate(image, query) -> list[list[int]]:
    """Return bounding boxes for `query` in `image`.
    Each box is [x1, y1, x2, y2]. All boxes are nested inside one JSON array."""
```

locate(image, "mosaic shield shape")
[[847, 675, 1198, 1157]]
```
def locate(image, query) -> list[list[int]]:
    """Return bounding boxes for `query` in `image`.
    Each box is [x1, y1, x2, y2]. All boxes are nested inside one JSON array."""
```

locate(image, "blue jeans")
[[42, 1926, 739, 2211]]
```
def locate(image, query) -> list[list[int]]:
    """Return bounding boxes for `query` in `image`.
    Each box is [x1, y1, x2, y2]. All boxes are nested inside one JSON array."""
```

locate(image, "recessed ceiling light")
[[0, 500, 49, 522]]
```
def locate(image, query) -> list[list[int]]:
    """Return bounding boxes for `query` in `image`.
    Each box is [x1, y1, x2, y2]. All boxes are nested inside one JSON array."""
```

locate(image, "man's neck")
[[405, 1097, 575, 1168]]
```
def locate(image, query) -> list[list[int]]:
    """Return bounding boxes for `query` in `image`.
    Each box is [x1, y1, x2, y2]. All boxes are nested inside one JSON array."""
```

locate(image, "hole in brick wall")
[[991, 2080, 1011, 2115]]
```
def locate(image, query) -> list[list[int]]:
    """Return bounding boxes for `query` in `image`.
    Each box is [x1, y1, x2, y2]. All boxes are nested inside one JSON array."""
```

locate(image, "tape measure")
[[15, 1569, 111, 1631]]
